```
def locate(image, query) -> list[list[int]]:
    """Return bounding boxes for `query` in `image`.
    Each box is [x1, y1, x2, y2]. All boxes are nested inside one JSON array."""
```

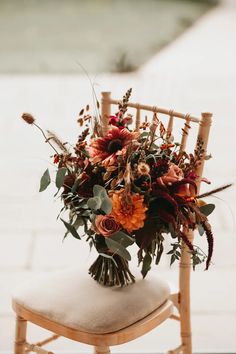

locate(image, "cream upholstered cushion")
[[13, 267, 170, 334]]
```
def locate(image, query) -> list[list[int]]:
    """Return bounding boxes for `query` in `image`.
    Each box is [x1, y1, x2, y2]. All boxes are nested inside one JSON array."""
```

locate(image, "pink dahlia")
[[88, 127, 138, 165]]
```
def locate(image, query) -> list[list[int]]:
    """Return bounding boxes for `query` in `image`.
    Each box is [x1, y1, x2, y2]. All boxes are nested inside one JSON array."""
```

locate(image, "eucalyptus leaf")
[[140, 132, 149, 138], [87, 196, 102, 210], [90, 213, 96, 225], [198, 224, 205, 236], [55, 167, 67, 189], [60, 218, 81, 239], [150, 143, 159, 150], [39, 168, 51, 192], [100, 197, 112, 214], [199, 203, 215, 217], [93, 185, 107, 199], [105, 238, 131, 261], [71, 178, 80, 193], [73, 217, 84, 229], [110, 231, 134, 248]]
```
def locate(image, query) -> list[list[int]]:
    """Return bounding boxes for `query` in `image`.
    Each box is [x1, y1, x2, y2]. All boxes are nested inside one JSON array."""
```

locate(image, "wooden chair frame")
[[13, 91, 212, 354]]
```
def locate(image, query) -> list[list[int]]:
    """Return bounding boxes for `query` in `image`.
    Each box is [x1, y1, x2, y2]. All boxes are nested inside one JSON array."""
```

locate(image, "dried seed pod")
[[21, 112, 35, 125]]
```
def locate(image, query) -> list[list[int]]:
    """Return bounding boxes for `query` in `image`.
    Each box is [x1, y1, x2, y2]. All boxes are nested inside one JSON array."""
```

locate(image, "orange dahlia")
[[88, 127, 138, 165], [111, 189, 147, 233]]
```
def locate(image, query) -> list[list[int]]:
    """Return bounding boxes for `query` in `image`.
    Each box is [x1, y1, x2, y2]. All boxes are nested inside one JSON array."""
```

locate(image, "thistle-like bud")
[[21, 113, 35, 125]]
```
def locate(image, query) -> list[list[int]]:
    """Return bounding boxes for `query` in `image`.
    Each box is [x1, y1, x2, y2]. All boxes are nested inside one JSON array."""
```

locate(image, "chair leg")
[[94, 346, 110, 354], [181, 334, 192, 354], [179, 228, 193, 354], [14, 315, 27, 354]]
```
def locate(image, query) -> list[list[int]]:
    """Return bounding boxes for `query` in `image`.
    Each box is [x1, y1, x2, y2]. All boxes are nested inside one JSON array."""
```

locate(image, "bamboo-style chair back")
[[101, 91, 212, 354]]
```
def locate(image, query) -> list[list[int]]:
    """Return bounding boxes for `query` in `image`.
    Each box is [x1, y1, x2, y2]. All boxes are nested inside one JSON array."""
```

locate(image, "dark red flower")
[[109, 114, 131, 130], [151, 159, 169, 178], [53, 154, 60, 164], [109, 115, 119, 126]]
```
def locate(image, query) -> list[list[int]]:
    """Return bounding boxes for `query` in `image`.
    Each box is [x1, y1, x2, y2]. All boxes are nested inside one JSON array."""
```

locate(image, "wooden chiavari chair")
[[12, 91, 212, 354]]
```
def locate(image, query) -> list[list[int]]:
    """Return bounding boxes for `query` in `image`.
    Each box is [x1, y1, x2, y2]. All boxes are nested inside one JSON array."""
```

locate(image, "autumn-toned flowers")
[[95, 215, 121, 237], [137, 162, 150, 176], [111, 189, 147, 233], [158, 163, 184, 186], [88, 126, 138, 165], [21, 88, 230, 287]]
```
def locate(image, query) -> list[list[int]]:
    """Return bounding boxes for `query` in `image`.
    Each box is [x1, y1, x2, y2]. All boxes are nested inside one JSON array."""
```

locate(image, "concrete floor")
[[0, 0, 236, 353]]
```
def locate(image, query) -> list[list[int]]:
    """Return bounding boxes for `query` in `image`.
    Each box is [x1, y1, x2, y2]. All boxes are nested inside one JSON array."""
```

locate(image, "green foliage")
[[155, 233, 164, 265], [191, 248, 206, 270], [200, 203, 215, 216], [141, 253, 152, 278], [105, 238, 131, 261], [93, 184, 107, 199], [198, 223, 205, 236], [73, 217, 84, 229], [55, 167, 67, 189], [71, 179, 80, 193], [100, 197, 112, 214], [39, 168, 51, 192], [110, 231, 135, 248], [88, 185, 112, 214], [167, 242, 182, 266], [87, 196, 102, 210], [60, 218, 81, 239], [139, 132, 149, 139]]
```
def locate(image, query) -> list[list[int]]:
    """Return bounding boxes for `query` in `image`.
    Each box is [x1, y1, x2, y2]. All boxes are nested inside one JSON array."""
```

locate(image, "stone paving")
[[1, 0, 236, 353]]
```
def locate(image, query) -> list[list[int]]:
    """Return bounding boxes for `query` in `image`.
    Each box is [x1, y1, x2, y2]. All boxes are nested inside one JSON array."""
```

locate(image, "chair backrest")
[[100, 91, 212, 349], [101, 91, 212, 193]]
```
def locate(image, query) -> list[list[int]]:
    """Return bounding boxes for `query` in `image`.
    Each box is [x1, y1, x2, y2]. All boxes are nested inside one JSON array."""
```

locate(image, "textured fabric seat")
[[13, 267, 170, 334]]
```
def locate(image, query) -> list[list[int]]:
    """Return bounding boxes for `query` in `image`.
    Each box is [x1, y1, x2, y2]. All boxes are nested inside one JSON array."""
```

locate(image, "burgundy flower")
[[151, 159, 169, 178], [62, 166, 104, 199], [109, 115, 120, 126], [109, 113, 133, 129], [63, 174, 76, 194]]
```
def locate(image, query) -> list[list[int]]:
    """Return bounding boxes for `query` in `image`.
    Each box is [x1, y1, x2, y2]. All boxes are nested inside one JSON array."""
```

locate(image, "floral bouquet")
[[21, 89, 231, 287]]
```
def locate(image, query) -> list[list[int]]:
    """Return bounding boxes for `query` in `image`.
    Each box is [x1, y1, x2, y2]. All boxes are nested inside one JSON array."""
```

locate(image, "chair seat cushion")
[[13, 267, 170, 334]]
